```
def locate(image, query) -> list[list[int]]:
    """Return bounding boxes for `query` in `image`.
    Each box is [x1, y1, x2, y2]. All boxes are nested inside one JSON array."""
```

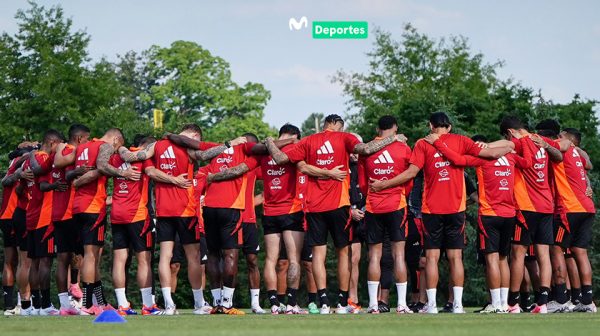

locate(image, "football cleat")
[[4, 307, 20, 316], [285, 305, 308, 314], [531, 304, 548, 314], [193, 303, 213, 315], [142, 304, 163, 315], [69, 284, 83, 300], [251, 306, 266, 314], [367, 306, 380, 314], [222, 306, 245, 315], [508, 304, 522, 314], [307, 302, 320, 314], [378, 301, 390, 313], [396, 305, 413, 314], [117, 304, 138, 316], [319, 304, 331, 314], [59, 307, 80, 316]]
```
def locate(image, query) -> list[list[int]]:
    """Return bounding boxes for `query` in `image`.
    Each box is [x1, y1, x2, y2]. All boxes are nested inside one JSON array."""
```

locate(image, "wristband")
[[225, 140, 231, 148]]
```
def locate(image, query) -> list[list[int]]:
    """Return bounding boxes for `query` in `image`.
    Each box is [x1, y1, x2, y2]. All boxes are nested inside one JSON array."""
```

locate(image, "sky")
[[0, 0, 598, 129]]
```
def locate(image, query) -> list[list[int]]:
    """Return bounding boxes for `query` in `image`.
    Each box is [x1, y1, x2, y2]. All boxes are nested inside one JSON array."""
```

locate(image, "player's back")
[[153, 139, 195, 217], [73, 139, 107, 214], [476, 154, 519, 217], [553, 146, 595, 213], [512, 136, 555, 213]]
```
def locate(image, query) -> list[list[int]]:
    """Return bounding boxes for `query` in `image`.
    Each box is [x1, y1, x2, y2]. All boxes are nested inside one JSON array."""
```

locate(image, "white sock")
[[211, 288, 222, 306], [58, 292, 70, 309], [92, 292, 98, 306], [152, 294, 156, 305], [426, 288, 437, 307], [140, 287, 153, 307], [500, 287, 509, 307], [453, 287, 463, 308], [192, 289, 205, 308], [396, 282, 408, 307], [490, 288, 501, 309], [222, 286, 235, 308], [115, 288, 128, 308], [367, 281, 379, 308], [161, 287, 175, 308], [250, 289, 260, 308]]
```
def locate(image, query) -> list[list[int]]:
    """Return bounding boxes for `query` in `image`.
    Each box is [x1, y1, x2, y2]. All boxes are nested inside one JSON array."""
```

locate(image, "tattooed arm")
[[187, 145, 227, 162], [207, 163, 250, 183], [265, 137, 290, 165], [576, 147, 593, 170], [118, 142, 156, 162], [144, 167, 192, 189], [531, 134, 563, 162], [2, 167, 23, 187], [97, 143, 141, 180], [251, 138, 296, 155], [353, 134, 406, 155], [28, 151, 52, 176]]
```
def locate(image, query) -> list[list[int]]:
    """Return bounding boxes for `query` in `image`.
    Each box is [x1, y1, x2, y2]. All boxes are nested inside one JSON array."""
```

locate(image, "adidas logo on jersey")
[[433, 152, 443, 158], [159, 146, 176, 159], [119, 162, 132, 170], [224, 147, 234, 155], [316, 141, 334, 154], [267, 158, 277, 165], [77, 148, 89, 161], [535, 148, 546, 160], [494, 156, 510, 166], [374, 150, 394, 164], [573, 150, 580, 157]]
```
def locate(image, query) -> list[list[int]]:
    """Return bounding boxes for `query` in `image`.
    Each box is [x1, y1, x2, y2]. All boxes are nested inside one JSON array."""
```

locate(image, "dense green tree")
[[300, 112, 324, 136]]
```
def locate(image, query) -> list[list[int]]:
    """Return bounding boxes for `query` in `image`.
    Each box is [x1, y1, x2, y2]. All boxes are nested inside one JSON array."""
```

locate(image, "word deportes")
[[312, 21, 368, 39]]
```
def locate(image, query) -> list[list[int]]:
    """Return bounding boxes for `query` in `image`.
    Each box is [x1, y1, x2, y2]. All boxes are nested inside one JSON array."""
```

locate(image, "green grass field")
[[2, 310, 599, 336]]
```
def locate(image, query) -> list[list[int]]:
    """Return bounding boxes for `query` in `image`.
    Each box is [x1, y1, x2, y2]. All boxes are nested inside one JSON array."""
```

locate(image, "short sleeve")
[[543, 136, 560, 150], [244, 156, 260, 171], [409, 140, 427, 169], [344, 133, 361, 153], [283, 139, 307, 163], [243, 142, 256, 155]]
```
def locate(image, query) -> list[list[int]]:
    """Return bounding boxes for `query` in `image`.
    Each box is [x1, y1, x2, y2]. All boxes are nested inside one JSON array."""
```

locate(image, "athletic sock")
[[537, 286, 550, 305], [93, 281, 106, 306], [267, 290, 279, 306], [222, 286, 235, 308], [519, 291, 530, 307], [70, 268, 79, 285], [500, 287, 509, 307], [308, 292, 317, 305], [317, 288, 329, 306], [286, 288, 298, 307], [508, 291, 520, 306], [452, 287, 463, 308], [140, 287, 153, 307], [554, 283, 568, 304], [161, 287, 175, 308], [581, 285, 593, 305], [211, 288, 222, 306], [58, 292, 70, 309], [566, 289, 572, 301], [82, 282, 93, 308], [490, 288, 501, 308], [192, 288, 205, 308], [533, 290, 541, 304], [277, 294, 286, 304], [396, 282, 408, 307], [21, 300, 31, 309], [571, 287, 582, 304], [367, 281, 379, 308], [426, 288, 437, 308], [41, 288, 51, 309], [338, 290, 349, 307], [31, 289, 41, 309], [3, 285, 15, 309], [114, 288, 128, 308], [250, 288, 260, 308]]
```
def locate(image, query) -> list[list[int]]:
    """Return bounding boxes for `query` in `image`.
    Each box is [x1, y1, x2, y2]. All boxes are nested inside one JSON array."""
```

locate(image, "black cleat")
[[377, 301, 390, 313], [440, 302, 453, 313]]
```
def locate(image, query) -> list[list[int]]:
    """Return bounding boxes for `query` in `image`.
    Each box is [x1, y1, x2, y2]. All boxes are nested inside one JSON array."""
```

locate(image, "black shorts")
[[513, 211, 553, 246], [156, 216, 199, 245], [13, 207, 27, 251], [54, 219, 83, 254], [301, 236, 312, 262], [365, 209, 407, 244], [170, 235, 185, 265], [112, 220, 153, 252], [200, 234, 208, 265], [306, 206, 351, 248], [203, 207, 242, 253], [422, 212, 466, 250], [0, 218, 16, 248], [278, 239, 288, 260], [478, 216, 514, 256], [74, 213, 106, 246], [351, 219, 367, 244], [525, 244, 536, 262], [405, 214, 423, 269], [380, 230, 393, 289], [263, 212, 305, 235], [554, 212, 594, 249], [27, 226, 55, 258], [242, 222, 260, 255]]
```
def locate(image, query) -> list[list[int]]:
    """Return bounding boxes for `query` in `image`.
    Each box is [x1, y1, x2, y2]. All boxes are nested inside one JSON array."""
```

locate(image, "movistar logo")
[[289, 16, 308, 30]]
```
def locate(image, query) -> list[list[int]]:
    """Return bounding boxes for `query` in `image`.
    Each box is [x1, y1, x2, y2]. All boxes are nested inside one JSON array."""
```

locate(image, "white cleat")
[[452, 305, 466, 314], [193, 303, 213, 315], [40, 305, 60, 316], [4, 307, 20, 316], [579, 303, 597, 313], [336, 304, 350, 314], [164, 305, 178, 316], [396, 305, 413, 314], [426, 305, 438, 314], [270, 305, 280, 315], [251, 306, 266, 314], [319, 304, 331, 314], [20, 306, 39, 316], [547, 301, 568, 313]]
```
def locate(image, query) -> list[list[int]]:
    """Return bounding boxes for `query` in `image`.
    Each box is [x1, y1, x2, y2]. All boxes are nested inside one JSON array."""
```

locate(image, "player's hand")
[[509, 129, 522, 139], [585, 186, 593, 197], [327, 165, 348, 181], [173, 173, 192, 189], [75, 165, 94, 175], [56, 142, 67, 153], [369, 177, 387, 193], [53, 179, 68, 192], [351, 208, 365, 221], [530, 134, 548, 149], [423, 134, 439, 145], [20, 168, 34, 181], [230, 136, 248, 146], [475, 141, 489, 149], [122, 166, 141, 181], [395, 134, 408, 143]]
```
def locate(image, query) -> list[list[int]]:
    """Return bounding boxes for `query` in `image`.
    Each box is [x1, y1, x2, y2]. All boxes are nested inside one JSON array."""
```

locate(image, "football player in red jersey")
[[264, 114, 407, 314], [369, 112, 512, 313]]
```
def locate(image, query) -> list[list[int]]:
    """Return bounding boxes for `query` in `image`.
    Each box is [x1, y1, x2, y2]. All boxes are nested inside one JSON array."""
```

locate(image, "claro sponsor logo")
[[267, 167, 286, 176]]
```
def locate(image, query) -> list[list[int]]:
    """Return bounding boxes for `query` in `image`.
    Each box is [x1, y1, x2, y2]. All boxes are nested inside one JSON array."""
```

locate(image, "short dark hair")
[[562, 127, 582, 145], [536, 129, 556, 139], [471, 134, 488, 143], [68, 124, 90, 141], [429, 112, 451, 129], [324, 114, 344, 126], [43, 129, 65, 144], [500, 116, 525, 137], [535, 119, 561, 138], [181, 124, 202, 138], [242, 132, 258, 143], [139, 136, 157, 147], [279, 123, 301, 139], [378, 115, 398, 131], [133, 134, 146, 148]]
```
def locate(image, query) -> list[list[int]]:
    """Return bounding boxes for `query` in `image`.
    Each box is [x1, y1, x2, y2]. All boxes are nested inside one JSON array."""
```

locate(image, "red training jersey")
[[0, 158, 21, 220], [109, 150, 152, 224], [25, 151, 54, 230], [260, 146, 303, 217], [241, 168, 259, 223], [51, 144, 76, 222], [73, 139, 108, 215], [553, 146, 595, 214]]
